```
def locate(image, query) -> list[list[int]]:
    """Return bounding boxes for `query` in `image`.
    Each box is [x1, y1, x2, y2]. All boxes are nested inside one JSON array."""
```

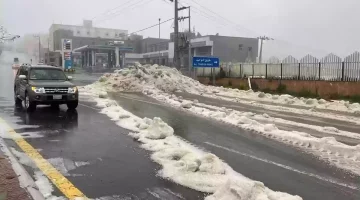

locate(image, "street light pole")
[[158, 18, 161, 65], [257, 36, 273, 63], [188, 6, 192, 76]]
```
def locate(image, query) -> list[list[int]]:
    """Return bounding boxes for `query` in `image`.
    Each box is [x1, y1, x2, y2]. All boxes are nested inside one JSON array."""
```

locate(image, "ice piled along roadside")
[[79, 89, 302, 200], [87, 63, 360, 114], [208, 89, 360, 114], [146, 91, 360, 176], [81, 64, 360, 175], [203, 93, 360, 126]]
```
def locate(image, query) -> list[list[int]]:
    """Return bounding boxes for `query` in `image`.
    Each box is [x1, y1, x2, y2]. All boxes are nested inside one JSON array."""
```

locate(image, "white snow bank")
[[148, 92, 360, 176], [210, 89, 360, 114], [79, 91, 302, 200], [206, 178, 300, 200], [80, 63, 360, 119], [215, 94, 360, 125], [83, 63, 205, 94]]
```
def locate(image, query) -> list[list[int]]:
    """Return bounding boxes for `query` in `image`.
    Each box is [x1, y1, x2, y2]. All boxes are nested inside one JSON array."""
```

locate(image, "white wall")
[[49, 24, 128, 51]]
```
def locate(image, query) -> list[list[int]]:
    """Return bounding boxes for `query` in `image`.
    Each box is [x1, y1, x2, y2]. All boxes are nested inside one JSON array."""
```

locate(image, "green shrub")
[[348, 95, 360, 103], [215, 70, 226, 80], [276, 84, 287, 93], [262, 88, 272, 93], [329, 94, 360, 103], [251, 81, 259, 91], [239, 84, 249, 90], [297, 89, 319, 98]]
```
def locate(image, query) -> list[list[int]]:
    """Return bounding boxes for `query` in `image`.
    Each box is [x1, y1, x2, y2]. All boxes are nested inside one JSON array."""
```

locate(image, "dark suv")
[[14, 64, 78, 112]]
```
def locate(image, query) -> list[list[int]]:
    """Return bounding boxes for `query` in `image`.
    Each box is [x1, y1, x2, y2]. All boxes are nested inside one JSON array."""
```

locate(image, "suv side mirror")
[[67, 76, 73, 80], [19, 75, 26, 80]]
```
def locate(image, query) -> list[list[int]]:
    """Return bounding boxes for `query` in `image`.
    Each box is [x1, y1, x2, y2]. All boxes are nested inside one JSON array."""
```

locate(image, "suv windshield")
[[29, 68, 67, 80]]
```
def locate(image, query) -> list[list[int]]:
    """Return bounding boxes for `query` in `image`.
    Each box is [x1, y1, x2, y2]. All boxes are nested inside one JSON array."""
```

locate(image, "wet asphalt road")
[[110, 92, 360, 200], [1, 52, 360, 200], [0, 55, 204, 199]]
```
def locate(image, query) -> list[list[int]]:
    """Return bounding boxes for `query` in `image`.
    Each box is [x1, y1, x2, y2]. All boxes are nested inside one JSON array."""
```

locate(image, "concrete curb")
[[0, 138, 45, 200]]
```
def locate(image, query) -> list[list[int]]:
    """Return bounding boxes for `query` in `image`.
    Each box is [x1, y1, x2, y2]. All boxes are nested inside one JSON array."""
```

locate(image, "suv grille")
[[44, 87, 68, 94]]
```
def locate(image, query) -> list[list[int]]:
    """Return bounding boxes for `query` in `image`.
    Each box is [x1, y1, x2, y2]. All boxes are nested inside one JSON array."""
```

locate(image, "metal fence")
[[196, 52, 360, 81]]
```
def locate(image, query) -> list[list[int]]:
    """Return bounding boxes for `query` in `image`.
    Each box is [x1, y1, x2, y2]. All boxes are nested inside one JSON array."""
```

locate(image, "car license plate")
[[53, 95, 62, 100]]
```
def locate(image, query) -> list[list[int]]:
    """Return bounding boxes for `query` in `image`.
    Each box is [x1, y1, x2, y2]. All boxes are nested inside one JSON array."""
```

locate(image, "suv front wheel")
[[67, 101, 78, 110], [14, 88, 22, 107], [25, 92, 36, 112]]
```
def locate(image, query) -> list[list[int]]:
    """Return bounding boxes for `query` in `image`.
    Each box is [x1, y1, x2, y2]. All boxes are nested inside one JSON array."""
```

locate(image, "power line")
[[95, 0, 154, 25], [186, 0, 257, 36], [179, 0, 255, 36], [95, 0, 151, 24], [181, 0, 329, 54], [91, 0, 134, 20], [128, 18, 174, 35], [178, 1, 233, 34]]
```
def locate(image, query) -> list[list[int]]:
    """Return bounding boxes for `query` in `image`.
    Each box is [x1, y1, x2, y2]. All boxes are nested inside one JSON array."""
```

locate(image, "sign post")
[[61, 39, 73, 71], [192, 56, 220, 85]]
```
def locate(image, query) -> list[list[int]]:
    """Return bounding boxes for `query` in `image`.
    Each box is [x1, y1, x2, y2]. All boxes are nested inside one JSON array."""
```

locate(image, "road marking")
[[114, 94, 164, 107], [204, 141, 359, 191], [80, 95, 164, 111], [79, 103, 101, 111], [0, 118, 87, 199]]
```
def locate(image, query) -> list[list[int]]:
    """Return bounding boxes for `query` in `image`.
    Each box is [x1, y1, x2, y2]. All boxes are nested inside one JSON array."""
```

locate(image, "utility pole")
[[174, 0, 179, 68], [257, 36, 273, 63], [158, 18, 161, 65], [170, 0, 192, 70], [178, 6, 191, 74]]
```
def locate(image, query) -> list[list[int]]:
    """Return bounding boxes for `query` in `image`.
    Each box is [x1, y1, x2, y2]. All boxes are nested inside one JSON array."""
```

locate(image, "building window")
[[105, 32, 109, 36], [238, 44, 243, 50], [77, 30, 80, 34], [87, 31, 90, 35], [115, 33, 118, 37]]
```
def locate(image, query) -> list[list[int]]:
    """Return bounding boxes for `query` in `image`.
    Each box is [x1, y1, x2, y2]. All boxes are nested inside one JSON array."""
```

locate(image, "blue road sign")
[[192, 56, 220, 68]]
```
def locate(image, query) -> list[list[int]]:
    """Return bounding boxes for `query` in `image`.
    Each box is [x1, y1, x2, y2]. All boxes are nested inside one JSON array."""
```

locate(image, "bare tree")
[[0, 25, 20, 43]]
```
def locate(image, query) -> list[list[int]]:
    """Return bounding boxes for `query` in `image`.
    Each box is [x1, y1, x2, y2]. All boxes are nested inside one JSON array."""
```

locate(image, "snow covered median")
[[211, 89, 360, 114], [148, 92, 360, 176], [79, 89, 302, 200], [79, 63, 360, 177], [82, 63, 360, 117]]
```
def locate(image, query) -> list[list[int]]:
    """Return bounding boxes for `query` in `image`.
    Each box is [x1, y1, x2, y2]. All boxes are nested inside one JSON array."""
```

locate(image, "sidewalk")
[[0, 149, 31, 200]]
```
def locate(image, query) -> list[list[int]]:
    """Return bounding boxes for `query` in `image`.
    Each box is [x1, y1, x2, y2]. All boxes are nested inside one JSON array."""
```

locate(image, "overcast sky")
[[1, 0, 360, 59]]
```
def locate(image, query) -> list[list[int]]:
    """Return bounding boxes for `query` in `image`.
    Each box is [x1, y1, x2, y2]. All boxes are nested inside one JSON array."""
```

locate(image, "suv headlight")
[[68, 87, 77, 93], [31, 87, 45, 93]]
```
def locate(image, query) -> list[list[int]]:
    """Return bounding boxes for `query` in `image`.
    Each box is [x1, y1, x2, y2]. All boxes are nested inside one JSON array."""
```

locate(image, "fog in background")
[[1, 0, 359, 60]]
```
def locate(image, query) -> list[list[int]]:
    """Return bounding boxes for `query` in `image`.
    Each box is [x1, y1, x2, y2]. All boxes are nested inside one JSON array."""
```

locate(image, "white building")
[[49, 20, 128, 51]]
